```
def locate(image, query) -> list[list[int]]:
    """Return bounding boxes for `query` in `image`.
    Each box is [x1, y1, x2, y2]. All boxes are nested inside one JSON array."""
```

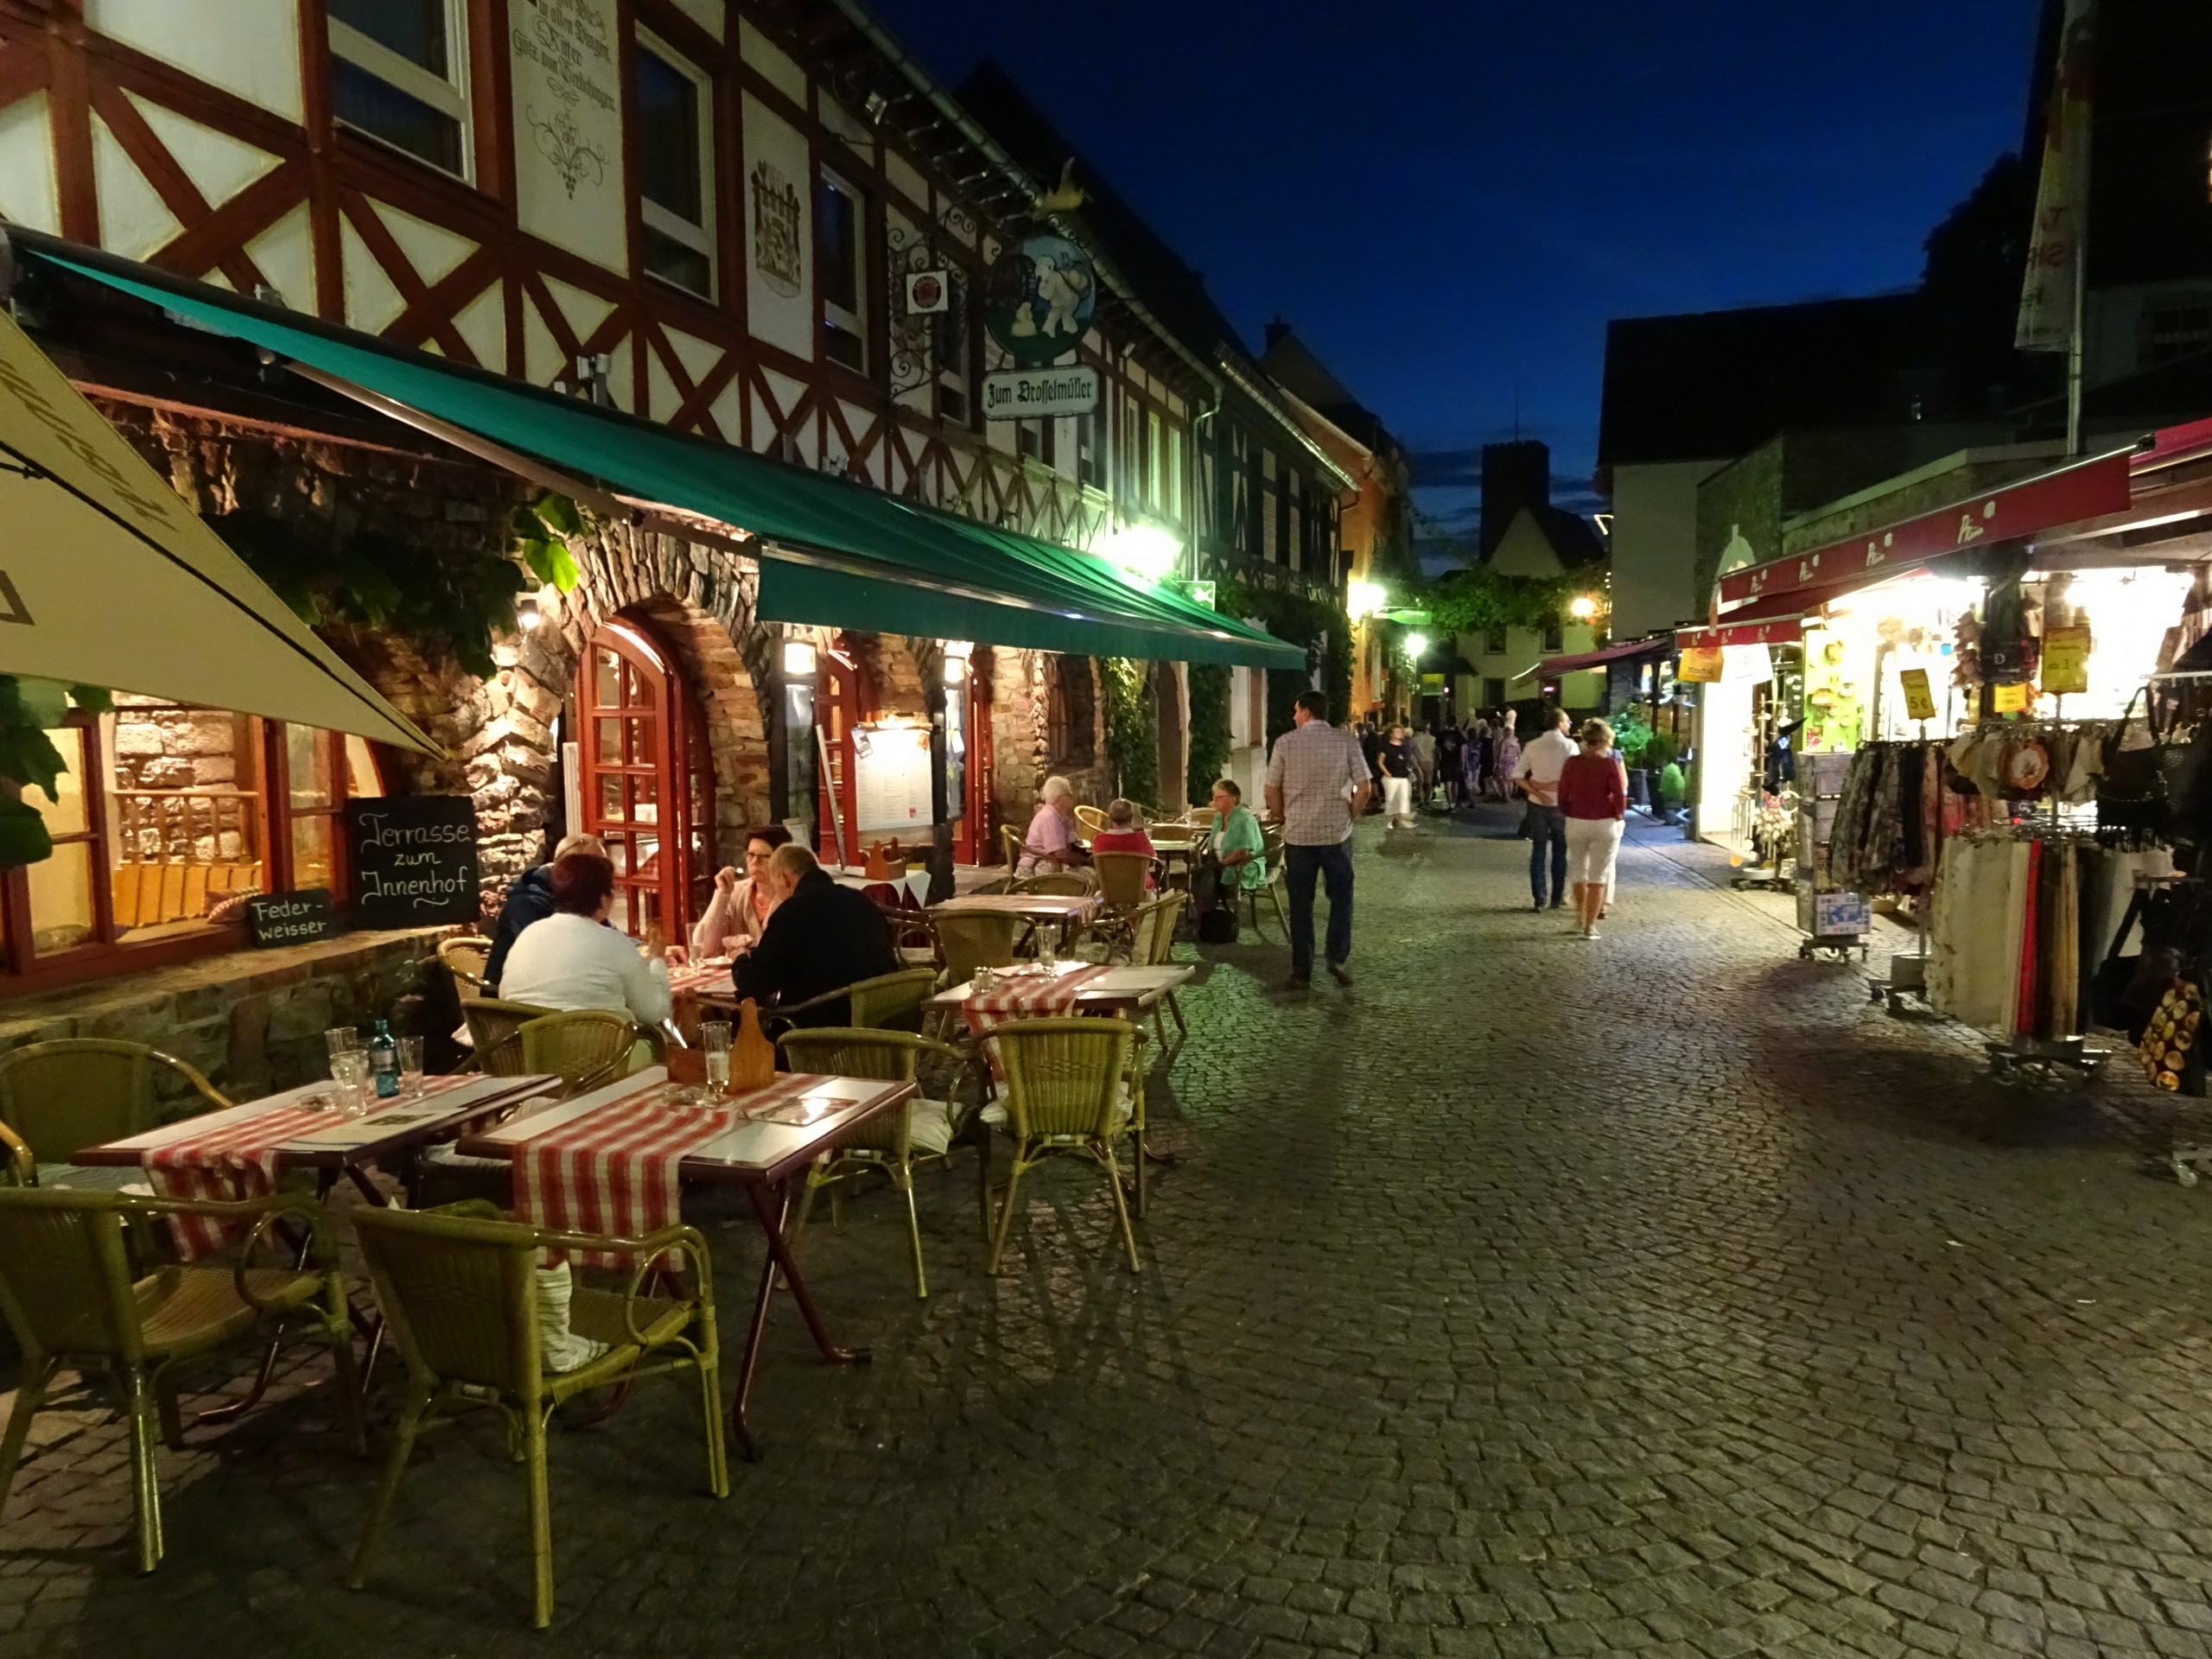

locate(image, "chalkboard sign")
[[346, 798, 480, 929], [246, 888, 334, 947]]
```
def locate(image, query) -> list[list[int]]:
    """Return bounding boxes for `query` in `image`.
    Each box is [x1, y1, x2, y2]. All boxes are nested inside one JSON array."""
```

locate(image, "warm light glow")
[[1098, 524, 1182, 585], [1404, 632, 1431, 661], [515, 596, 542, 631], [782, 640, 818, 677], [1569, 594, 1598, 621], [944, 639, 975, 659], [942, 654, 968, 686], [1347, 580, 1388, 621]]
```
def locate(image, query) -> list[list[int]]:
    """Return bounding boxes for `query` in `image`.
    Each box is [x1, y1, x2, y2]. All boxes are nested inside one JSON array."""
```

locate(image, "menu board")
[[852, 725, 934, 833], [346, 798, 480, 928], [247, 888, 334, 947]]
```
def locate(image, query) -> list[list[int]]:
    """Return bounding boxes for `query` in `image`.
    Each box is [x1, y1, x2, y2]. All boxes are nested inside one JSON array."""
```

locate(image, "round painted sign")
[[982, 232, 1098, 367]]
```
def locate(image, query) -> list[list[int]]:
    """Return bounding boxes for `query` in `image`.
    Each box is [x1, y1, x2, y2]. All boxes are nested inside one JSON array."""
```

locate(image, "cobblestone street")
[[9, 810, 2212, 1657]]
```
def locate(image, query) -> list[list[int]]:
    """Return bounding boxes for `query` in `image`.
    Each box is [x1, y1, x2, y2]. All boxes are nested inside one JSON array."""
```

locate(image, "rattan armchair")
[[981, 1018, 1143, 1275], [931, 911, 1025, 989], [347, 1201, 728, 1629], [0, 1186, 364, 1573], [1072, 804, 1109, 836], [438, 936, 493, 1004], [1014, 874, 1090, 897], [0, 1039, 231, 1191], [999, 823, 1027, 877], [1243, 828, 1290, 937], [479, 1010, 638, 1097], [1186, 806, 1219, 830], [462, 998, 554, 1075], [778, 1027, 971, 1298], [1134, 892, 1191, 1046], [769, 967, 939, 1035]]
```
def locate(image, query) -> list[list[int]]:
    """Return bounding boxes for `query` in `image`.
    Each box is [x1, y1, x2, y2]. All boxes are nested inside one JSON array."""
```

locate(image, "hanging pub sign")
[[346, 798, 480, 929], [982, 231, 1097, 367], [904, 270, 950, 315], [982, 365, 1100, 421]]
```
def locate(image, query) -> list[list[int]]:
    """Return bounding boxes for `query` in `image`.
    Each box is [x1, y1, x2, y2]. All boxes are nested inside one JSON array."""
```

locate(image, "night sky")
[[864, 0, 2043, 563]]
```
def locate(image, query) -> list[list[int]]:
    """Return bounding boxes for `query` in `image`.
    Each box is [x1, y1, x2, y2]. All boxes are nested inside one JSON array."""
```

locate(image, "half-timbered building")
[[0, 0, 1338, 1089]]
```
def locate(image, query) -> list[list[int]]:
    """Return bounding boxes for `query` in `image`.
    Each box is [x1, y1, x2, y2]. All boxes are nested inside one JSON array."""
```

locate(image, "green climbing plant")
[[1100, 657, 1158, 809], [1211, 573, 1354, 738], [1422, 566, 1588, 638], [1185, 661, 1230, 802], [512, 493, 588, 594], [0, 678, 112, 868]]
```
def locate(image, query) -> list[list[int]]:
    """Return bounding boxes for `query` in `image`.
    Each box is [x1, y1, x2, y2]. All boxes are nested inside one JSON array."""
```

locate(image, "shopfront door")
[[575, 620, 714, 942], [814, 640, 872, 867], [950, 650, 995, 864]]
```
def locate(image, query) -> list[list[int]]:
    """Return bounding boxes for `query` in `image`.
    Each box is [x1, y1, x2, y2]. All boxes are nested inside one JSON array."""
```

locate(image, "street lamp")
[[1347, 580, 1387, 621], [1569, 594, 1599, 621], [1098, 524, 1182, 586], [1404, 631, 1431, 661]]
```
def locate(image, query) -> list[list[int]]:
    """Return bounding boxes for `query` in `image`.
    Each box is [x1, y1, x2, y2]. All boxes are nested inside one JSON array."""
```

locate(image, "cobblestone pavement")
[[10, 809, 2212, 1658]]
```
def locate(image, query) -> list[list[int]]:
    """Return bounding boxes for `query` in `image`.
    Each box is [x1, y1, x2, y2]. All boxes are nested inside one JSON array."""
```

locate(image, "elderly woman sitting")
[[1016, 775, 1087, 875], [1087, 797, 1158, 889]]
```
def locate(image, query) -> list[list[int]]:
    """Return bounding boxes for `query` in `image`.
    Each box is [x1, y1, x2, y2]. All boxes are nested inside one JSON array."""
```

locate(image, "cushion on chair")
[[908, 1099, 955, 1156], [978, 1086, 1135, 1136]]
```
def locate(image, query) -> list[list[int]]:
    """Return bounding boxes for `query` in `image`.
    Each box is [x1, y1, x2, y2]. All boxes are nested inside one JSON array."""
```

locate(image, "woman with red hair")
[[496, 851, 672, 1027]]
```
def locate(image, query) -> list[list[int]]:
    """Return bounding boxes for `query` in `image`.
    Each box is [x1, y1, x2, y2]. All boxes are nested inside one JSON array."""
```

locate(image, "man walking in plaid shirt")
[[1264, 690, 1373, 990]]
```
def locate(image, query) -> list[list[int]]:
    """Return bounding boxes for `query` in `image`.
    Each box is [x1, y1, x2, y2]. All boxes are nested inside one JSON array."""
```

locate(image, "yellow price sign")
[[1899, 668, 1937, 722], [1679, 645, 1723, 683], [1992, 681, 2031, 715], [2041, 624, 2091, 696]]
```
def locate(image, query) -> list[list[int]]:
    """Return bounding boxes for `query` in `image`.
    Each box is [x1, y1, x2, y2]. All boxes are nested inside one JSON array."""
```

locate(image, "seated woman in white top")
[[498, 851, 672, 1029], [687, 823, 791, 958]]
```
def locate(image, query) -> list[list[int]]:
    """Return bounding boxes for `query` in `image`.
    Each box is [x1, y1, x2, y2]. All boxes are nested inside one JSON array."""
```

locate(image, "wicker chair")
[[1014, 874, 1090, 897], [1243, 827, 1290, 937], [982, 1018, 1143, 1274], [0, 1039, 231, 1191], [999, 823, 1027, 877], [482, 1011, 638, 1096], [463, 998, 553, 1075], [1135, 891, 1190, 1046], [778, 1027, 970, 1298], [347, 1201, 728, 1629], [766, 967, 941, 1036], [1072, 804, 1109, 836], [438, 936, 493, 1004], [931, 911, 1025, 989], [1091, 850, 1154, 912], [1186, 806, 1219, 830], [0, 1186, 364, 1573]]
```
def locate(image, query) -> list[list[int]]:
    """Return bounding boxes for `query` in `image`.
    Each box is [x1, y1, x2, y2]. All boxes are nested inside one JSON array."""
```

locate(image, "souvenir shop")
[[1685, 427, 2212, 1075]]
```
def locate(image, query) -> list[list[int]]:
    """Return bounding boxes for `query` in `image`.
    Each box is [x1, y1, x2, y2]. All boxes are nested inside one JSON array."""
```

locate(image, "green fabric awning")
[[35, 246, 1307, 671]]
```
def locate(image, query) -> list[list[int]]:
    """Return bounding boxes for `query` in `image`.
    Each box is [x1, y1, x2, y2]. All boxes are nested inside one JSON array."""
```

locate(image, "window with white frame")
[[634, 33, 715, 299], [1147, 409, 1163, 511], [327, 0, 470, 178], [817, 171, 868, 372]]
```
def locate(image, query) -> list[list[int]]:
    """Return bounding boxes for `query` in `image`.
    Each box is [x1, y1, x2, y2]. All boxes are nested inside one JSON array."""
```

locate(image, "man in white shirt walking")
[[1264, 691, 1374, 990], [1516, 707, 1579, 912]]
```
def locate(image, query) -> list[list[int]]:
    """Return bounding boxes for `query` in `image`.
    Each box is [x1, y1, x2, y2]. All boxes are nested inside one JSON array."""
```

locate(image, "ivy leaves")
[[513, 493, 585, 595], [0, 678, 112, 868], [1423, 568, 1586, 637]]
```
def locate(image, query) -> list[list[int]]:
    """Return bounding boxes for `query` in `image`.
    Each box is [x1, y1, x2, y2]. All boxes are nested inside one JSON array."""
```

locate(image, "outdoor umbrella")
[[0, 304, 435, 755]]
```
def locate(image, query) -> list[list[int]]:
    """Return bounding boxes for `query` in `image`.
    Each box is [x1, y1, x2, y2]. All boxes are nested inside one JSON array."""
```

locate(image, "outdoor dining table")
[[457, 1065, 915, 1459], [923, 962, 1195, 1018], [667, 959, 739, 1001], [74, 1071, 560, 1416]]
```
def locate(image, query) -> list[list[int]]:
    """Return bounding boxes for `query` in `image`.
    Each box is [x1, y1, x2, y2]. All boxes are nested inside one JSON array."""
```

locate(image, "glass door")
[[578, 621, 683, 939]]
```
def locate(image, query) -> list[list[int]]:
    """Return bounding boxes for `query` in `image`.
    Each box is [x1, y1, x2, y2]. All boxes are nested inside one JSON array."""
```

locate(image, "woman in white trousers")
[[1557, 719, 1628, 939]]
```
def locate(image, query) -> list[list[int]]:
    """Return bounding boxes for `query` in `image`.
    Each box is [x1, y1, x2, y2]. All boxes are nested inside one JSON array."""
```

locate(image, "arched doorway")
[[573, 618, 716, 940]]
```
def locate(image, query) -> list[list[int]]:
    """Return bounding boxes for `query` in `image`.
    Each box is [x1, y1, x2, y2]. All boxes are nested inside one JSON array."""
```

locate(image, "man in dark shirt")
[[484, 832, 605, 989], [733, 844, 899, 1026]]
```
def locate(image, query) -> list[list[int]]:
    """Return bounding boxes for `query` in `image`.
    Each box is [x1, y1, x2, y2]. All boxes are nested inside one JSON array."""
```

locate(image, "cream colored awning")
[[0, 307, 436, 754]]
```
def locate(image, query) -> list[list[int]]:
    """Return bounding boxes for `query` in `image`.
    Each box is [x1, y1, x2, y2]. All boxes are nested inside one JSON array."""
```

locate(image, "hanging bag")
[[2099, 687, 2176, 836]]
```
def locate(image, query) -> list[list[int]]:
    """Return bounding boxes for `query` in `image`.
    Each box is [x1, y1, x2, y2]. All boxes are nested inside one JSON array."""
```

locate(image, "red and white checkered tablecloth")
[[667, 961, 738, 999], [512, 1074, 819, 1268], [142, 1075, 476, 1261], [962, 964, 1111, 1078]]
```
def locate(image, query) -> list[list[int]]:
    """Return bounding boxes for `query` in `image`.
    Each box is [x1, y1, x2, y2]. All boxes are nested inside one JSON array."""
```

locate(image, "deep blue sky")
[[865, 0, 2043, 559]]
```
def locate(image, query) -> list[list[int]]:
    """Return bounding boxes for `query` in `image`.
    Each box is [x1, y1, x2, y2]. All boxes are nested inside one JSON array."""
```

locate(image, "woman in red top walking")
[[1558, 719, 1628, 940]]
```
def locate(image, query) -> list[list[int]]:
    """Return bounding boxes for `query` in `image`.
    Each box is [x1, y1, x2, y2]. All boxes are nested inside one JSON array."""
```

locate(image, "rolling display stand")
[[1794, 752, 1868, 962]]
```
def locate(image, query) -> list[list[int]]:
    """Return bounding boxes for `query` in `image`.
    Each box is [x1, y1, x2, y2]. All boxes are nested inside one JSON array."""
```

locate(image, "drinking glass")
[[702, 1021, 732, 1092], [324, 1027, 361, 1064], [330, 1049, 373, 1118], [397, 1036, 425, 1097], [1037, 931, 1058, 970]]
